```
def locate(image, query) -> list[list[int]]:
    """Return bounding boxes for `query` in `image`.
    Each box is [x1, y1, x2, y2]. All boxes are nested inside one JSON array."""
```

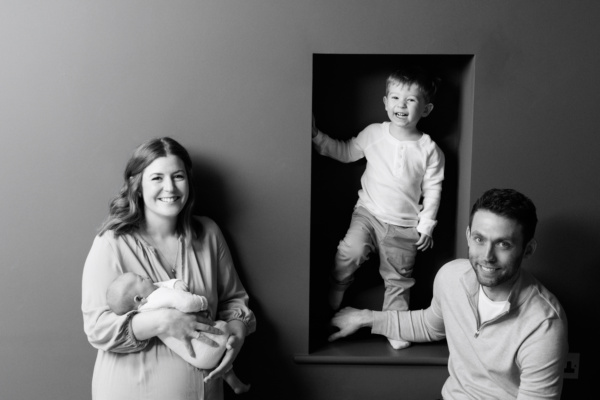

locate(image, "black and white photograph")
[[0, 1, 597, 399]]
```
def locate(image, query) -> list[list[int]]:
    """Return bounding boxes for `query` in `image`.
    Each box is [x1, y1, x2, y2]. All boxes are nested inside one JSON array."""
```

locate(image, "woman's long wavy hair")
[[99, 137, 198, 239]]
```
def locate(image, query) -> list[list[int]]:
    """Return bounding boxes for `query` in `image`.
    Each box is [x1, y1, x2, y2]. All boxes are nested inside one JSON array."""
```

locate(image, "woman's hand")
[[132, 309, 223, 357], [204, 319, 247, 383], [166, 310, 224, 358]]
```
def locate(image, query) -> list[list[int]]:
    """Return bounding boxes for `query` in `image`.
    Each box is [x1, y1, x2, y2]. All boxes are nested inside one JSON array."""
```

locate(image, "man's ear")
[[465, 226, 471, 244], [524, 239, 537, 258]]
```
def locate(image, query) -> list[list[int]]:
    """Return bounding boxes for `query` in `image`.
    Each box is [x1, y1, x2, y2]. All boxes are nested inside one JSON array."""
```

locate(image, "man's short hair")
[[469, 188, 538, 244]]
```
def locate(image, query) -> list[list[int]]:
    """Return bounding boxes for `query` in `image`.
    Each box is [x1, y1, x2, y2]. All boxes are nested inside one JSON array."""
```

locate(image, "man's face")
[[466, 210, 535, 299]]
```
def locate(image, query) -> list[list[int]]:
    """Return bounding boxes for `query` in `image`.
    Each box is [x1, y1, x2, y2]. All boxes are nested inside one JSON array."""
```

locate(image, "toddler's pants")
[[332, 206, 419, 311]]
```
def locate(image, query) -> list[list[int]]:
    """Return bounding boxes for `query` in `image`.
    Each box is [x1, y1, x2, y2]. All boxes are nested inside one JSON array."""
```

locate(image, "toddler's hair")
[[386, 66, 440, 104]]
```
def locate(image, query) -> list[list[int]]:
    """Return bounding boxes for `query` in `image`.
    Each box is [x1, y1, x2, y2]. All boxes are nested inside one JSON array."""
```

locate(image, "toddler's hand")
[[416, 234, 433, 251]]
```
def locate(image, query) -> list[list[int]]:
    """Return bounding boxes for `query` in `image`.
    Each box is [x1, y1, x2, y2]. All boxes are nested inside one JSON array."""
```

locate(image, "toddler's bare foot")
[[388, 338, 411, 350]]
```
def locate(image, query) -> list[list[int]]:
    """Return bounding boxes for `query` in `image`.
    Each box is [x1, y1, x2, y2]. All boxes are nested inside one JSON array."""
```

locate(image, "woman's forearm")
[[227, 319, 247, 339], [133, 309, 220, 343], [131, 309, 170, 340]]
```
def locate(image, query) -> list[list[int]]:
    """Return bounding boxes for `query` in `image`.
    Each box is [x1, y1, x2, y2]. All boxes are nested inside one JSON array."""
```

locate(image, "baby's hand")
[[174, 280, 189, 292], [416, 234, 433, 251]]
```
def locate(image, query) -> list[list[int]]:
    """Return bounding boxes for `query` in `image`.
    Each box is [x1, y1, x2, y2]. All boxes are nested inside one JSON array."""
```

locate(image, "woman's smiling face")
[[141, 155, 189, 223]]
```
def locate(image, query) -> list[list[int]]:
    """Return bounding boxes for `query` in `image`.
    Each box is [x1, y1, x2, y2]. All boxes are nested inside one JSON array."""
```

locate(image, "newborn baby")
[[106, 272, 249, 394]]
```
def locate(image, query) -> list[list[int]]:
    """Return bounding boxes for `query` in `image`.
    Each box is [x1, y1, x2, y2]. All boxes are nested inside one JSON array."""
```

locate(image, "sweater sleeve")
[[372, 266, 446, 342], [417, 143, 445, 236], [371, 307, 446, 342], [312, 130, 364, 163], [516, 317, 568, 400], [81, 234, 150, 353]]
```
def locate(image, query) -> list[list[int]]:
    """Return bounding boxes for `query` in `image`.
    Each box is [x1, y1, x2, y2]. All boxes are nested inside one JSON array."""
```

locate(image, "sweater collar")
[[461, 263, 533, 312]]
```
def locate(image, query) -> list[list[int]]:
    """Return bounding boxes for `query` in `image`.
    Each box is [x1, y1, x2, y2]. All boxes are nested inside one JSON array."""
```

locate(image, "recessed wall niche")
[[309, 54, 474, 352]]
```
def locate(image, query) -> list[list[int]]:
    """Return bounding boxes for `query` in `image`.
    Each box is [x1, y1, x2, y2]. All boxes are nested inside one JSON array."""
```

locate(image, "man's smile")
[[480, 264, 498, 273]]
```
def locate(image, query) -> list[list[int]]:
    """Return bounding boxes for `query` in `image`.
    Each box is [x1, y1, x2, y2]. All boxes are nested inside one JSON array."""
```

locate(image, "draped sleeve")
[[81, 233, 150, 353]]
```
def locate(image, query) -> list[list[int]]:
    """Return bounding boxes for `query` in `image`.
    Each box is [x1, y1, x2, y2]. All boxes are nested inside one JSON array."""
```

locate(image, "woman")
[[82, 137, 256, 399]]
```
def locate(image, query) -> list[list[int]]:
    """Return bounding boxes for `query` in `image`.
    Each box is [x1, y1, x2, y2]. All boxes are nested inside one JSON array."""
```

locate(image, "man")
[[329, 188, 568, 399]]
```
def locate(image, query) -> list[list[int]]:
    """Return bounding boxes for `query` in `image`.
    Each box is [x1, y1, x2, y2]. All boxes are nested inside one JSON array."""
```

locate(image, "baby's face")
[[127, 274, 156, 297]]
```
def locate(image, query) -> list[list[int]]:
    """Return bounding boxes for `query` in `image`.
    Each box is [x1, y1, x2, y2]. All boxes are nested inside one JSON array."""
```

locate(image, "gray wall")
[[0, 1, 597, 399]]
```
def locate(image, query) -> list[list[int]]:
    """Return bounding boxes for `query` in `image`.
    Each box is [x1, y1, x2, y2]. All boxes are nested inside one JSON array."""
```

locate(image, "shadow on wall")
[[191, 155, 233, 226], [532, 215, 598, 397], [533, 216, 599, 349], [190, 155, 309, 399]]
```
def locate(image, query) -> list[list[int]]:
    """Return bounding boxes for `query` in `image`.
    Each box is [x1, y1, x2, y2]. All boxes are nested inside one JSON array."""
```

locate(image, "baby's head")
[[106, 272, 157, 315], [386, 66, 439, 104]]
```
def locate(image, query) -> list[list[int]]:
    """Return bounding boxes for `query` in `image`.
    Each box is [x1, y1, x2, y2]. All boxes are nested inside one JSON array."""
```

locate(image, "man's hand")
[[328, 307, 373, 342], [416, 233, 433, 251]]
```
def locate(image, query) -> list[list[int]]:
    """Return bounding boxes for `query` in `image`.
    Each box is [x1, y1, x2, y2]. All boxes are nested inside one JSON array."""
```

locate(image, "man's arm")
[[328, 307, 373, 342], [329, 296, 446, 343], [516, 319, 568, 400], [329, 307, 446, 343]]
